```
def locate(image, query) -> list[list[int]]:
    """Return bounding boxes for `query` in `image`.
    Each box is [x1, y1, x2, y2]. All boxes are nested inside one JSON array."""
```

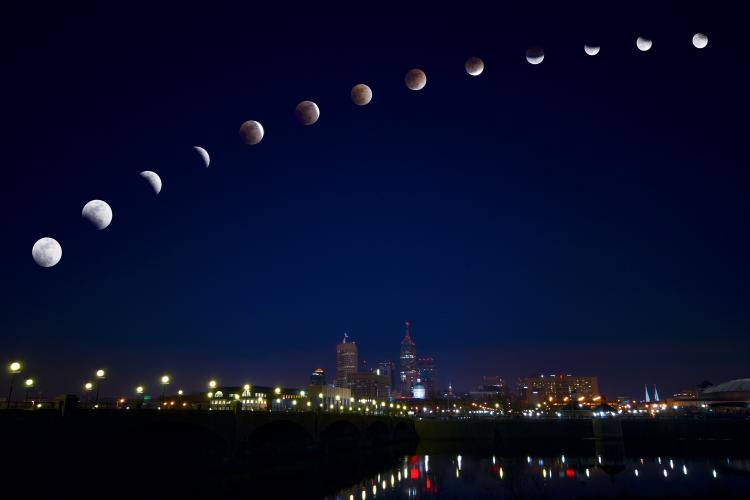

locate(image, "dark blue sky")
[[1, 3, 748, 399]]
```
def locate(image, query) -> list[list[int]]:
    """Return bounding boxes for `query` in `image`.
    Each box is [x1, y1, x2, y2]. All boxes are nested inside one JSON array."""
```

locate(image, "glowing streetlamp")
[[208, 380, 217, 389], [160, 375, 170, 403], [6, 361, 22, 408], [23, 378, 35, 405], [94, 369, 106, 405]]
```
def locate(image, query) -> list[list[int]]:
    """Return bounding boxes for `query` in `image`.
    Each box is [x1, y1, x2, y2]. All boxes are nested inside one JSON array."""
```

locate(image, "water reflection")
[[326, 449, 750, 499]]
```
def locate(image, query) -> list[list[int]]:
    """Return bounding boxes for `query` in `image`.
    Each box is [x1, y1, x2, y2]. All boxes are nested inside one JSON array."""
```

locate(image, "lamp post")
[[160, 375, 170, 404], [95, 369, 106, 406], [24, 378, 35, 406], [84, 381, 94, 407], [6, 361, 22, 408], [135, 385, 144, 409]]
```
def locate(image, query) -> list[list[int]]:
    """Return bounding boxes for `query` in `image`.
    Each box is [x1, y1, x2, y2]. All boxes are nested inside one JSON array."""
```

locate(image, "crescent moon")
[[82, 199, 113, 230], [692, 33, 708, 49], [526, 47, 545, 65], [636, 37, 652, 52], [139, 171, 162, 195], [584, 45, 600, 56], [239, 120, 265, 145], [194, 146, 210, 167], [32, 237, 62, 268]]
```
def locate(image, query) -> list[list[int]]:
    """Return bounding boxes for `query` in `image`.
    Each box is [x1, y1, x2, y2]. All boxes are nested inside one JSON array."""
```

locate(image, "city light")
[[8, 361, 22, 373], [177, 390, 183, 396], [135, 386, 144, 394], [274, 387, 281, 395], [209, 380, 217, 389], [84, 382, 93, 390], [24, 378, 34, 387], [96, 369, 106, 378]]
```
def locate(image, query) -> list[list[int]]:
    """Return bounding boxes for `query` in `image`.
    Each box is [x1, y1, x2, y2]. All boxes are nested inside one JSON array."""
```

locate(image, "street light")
[[24, 378, 35, 405], [208, 380, 217, 389], [84, 381, 94, 407], [95, 369, 106, 405], [6, 361, 22, 408], [160, 375, 170, 403]]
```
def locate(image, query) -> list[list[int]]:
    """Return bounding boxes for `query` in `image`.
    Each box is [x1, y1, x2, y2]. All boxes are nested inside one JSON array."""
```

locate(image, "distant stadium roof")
[[702, 379, 750, 394]]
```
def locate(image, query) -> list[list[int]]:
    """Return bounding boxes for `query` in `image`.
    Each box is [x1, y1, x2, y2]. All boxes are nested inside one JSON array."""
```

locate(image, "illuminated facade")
[[335, 333, 358, 388], [522, 373, 599, 401], [399, 321, 418, 396], [208, 385, 305, 411]]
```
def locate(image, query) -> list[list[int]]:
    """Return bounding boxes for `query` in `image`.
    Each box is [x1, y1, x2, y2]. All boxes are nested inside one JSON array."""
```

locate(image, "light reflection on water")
[[326, 453, 750, 499]]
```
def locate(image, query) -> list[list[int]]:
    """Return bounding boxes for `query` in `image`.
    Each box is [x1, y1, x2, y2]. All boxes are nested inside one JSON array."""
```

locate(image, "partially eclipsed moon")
[[351, 84, 373, 106], [82, 199, 113, 230], [295, 101, 320, 125], [239, 120, 264, 145], [32, 237, 62, 267], [194, 146, 210, 167], [526, 47, 544, 65], [405, 69, 427, 90], [465, 57, 484, 76], [692, 33, 708, 49], [637, 37, 652, 51], [584, 45, 600, 56], [139, 171, 162, 195]]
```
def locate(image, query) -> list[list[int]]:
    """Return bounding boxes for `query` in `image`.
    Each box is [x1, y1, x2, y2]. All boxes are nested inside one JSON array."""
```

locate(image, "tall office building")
[[399, 321, 418, 395], [376, 361, 397, 391], [417, 357, 437, 397], [310, 368, 326, 386], [335, 333, 358, 388]]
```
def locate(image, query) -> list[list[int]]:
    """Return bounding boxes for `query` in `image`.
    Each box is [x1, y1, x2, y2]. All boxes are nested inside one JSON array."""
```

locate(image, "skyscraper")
[[399, 321, 418, 395], [417, 357, 437, 397], [335, 333, 358, 388], [376, 361, 397, 391], [310, 368, 326, 386]]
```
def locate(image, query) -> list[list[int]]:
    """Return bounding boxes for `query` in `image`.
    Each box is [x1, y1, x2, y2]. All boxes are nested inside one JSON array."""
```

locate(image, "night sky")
[[2, 3, 748, 399]]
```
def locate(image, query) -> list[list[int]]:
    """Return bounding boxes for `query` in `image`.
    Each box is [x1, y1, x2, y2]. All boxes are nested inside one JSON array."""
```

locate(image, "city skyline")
[[2, 4, 748, 402]]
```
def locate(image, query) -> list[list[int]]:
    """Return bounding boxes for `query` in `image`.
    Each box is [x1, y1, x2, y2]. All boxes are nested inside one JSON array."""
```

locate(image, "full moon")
[[239, 120, 264, 145], [82, 200, 113, 230], [692, 33, 708, 49], [139, 171, 162, 195], [584, 45, 600, 56], [526, 47, 544, 65], [194, 146, 210, 167], [404, 68, 427, 90], [465, 57, 484, 76], [295, 101, 320, 125], [351, 84, 372, 106], [32, 237, 62, 268], [636, 37, 652, 51]]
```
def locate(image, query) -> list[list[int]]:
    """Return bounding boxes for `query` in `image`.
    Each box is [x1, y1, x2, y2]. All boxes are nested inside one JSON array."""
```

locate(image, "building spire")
[[405, 320, 411, 338], [343, 332, 349, 343], [644, 384, 651, 402], [653, 385, 660, 402]]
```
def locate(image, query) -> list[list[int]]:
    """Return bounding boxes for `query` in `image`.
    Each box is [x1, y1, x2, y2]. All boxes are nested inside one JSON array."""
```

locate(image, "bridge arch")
[[364, 419, 391, 446], [320, 419, 363, 450], [242, 419, 315, 456]]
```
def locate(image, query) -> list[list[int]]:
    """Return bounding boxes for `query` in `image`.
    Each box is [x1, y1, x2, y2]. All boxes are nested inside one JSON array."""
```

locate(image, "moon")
[[32, 237, 62, 268], [692, 33, 708, 49], [404, 68, 427, 90], [465, 57, 484, 76], [139, 171, 162, 195], [636, 37, 652, 52], [584, 45, 600, 56], [82, 200, 113, 230], [295, 101, 320, 125], [526, 47, 544, 65], [351, 84, 372, 106], [194, 146, 210, 167], [239, 120, 264, 145]]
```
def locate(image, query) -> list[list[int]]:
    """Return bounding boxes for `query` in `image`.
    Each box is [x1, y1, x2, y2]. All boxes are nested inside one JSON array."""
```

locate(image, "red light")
[[426, 478, 431, 489], [410, 468, 419, 480], [565, 468, 575, 478], [408, 455, 419, 465]]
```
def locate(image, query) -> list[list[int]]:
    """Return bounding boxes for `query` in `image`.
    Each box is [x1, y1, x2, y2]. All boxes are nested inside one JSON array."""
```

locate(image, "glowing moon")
[[139, 171, 162, 195], [465, 57, 484, 76], [526, 47, 544, 65], [404, 69, 427, 90], [239, 120, 264, 145], [584, 45, 600, 56], [82, 200, 112, 230], [692, 33, 708, 49], [636, 37, 652, 52], [194, 146, 210, 167], [351, 84, 372, 106], [295, 101, 320, 125], [32, 237, 62, 268]]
